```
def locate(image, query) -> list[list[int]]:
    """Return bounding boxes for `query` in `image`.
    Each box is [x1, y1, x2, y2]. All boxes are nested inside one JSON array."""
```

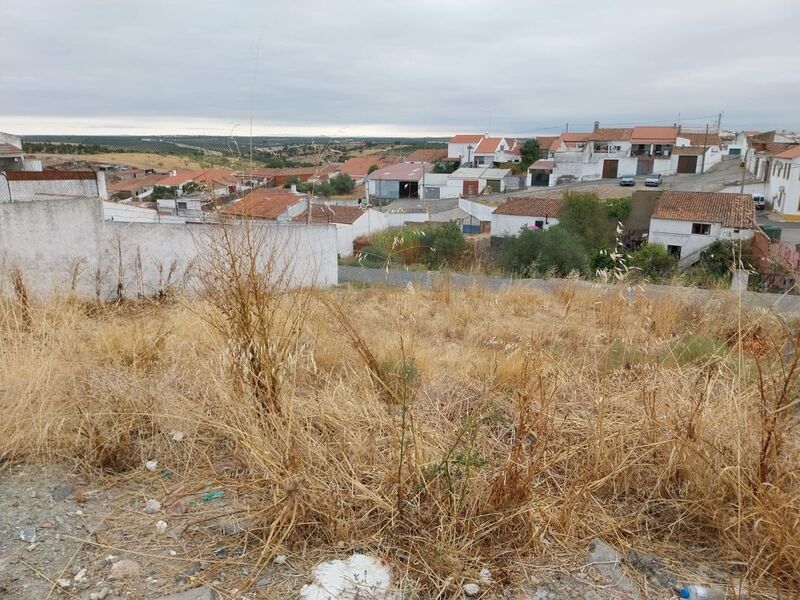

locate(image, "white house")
[[648, 191, 755, 266], [298, 203, 388, 257], [767, 146, 800, 220], [222, 187, 308, 222], [447, 167, 511, 197], [490, 196, 562, 237], [447, 134, 485, 166], [421, 173, 461, 200], [156, 195, 205, 216], [473, 137, 518, 166]]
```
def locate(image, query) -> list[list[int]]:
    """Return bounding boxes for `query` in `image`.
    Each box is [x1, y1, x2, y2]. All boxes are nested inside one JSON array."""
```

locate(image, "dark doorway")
[[602, 159, 619, 179], [677, 155, 698, 173], [667, 245, 681, 258], [400, 181, 419, 199]]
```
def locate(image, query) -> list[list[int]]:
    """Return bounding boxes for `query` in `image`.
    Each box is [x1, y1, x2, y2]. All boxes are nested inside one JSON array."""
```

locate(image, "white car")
[[645, 173, 663, 187], [753, 194, 765, 210]]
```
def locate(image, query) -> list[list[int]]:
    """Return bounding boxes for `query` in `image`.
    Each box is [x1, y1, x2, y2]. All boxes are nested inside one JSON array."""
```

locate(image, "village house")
[[767, 146, 800, 220], [337, 156, 379, 183], [0, 131, 26, 172], [155, 170, 197, 195], [648, 191, 755, 266], [293, 204, 388, 257], [473, 137, 519, 166], [222, 187, 308, 222], [365, 162, 432, 203], [107, 173, 169, 200], [447, 167, 511, 196], [490, 196, 562, 238], [447, 134, 485, 167]]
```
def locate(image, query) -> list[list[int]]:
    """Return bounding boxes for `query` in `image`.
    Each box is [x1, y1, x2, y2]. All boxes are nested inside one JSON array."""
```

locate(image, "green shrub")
[[605, 197, 631, 221], [558, 191, 616, 250], [498, 225, 587, 276], [628, 243, 676, 281], [699, 240, 758, 276]]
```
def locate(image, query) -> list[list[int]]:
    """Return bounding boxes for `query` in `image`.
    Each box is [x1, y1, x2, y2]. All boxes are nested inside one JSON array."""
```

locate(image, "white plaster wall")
[[769, 159, 800, 217], [491, 213, 559, 237], [647, 217, 754, 260], [459, 197, 496, 222], [387, 212, 429, 227], [0, 197, 338, 300], [334, 209, 388, 256]]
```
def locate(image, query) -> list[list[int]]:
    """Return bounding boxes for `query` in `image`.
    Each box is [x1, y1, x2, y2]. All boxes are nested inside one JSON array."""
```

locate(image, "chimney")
[[290, 183, 297, 193], [677, 125, 682, 134], [170, 169, 177, 177], [593, 121, 600, 132]]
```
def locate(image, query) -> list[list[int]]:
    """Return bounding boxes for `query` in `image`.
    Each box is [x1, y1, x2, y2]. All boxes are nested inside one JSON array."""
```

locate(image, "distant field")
[[34, 152, 217, 171]]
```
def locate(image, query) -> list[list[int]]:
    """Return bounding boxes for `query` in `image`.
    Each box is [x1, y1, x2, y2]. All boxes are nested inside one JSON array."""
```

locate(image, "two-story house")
[[768, 146, 800, 220]]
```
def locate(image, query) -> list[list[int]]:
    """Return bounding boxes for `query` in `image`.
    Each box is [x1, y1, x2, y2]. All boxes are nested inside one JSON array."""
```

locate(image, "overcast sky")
[[2, 0, 799, 137]]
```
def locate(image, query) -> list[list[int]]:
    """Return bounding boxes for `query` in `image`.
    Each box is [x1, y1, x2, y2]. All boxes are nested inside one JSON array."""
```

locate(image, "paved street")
[[339, 265, 800, 315]]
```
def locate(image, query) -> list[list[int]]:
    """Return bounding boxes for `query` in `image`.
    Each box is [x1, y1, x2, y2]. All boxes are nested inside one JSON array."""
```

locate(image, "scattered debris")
[[273, 554, 287, 565], [479, 568, 492, 585], [55, 578, 71, 589], [151, 587, 216, 600], [585, 539, 639, 598], [462, 583, 480, 596], [166, 499, 189, 515], [200, 490, 224, 502], [170, 430, 185, 442], [51, 484, 75, 501], [89, 588, 110, 600], [145, 460, 159, 472], [156, 519, 169, 533], [300, 554, 393, 600], [74, 567, 87, 583], [18, 527, 36, 543], [144, 498, 162, 513]]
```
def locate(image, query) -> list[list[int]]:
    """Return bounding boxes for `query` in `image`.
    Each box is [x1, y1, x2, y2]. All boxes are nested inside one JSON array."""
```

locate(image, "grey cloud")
[[1, 0, 799, 134]]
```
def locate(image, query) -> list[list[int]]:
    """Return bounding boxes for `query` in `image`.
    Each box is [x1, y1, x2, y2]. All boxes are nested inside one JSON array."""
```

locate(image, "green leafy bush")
[[628, 243, 676, 281], [498, 226, 587, 276]]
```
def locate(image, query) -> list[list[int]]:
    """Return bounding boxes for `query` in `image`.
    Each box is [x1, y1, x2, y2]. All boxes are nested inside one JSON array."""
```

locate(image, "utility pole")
[[565, 122, 569, 133], [717, 112, 723, 131], [700, 124, 709, 174], [740, 160, 746, 194]]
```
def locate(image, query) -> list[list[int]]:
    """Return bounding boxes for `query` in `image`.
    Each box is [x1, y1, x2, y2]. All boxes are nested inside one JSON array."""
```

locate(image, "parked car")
[[619, 176, 636, 187], [753, 194, 766, 210], [645, 173, 663, 187]]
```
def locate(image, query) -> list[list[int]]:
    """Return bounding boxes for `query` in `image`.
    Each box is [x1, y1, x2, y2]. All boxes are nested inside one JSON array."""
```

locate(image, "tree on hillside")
[[499, 225, 587, 276], [558, 191, 616, 250], [367, 164, 379, 174], [520, 139, 541, 167], [329, 173, 355, 195]]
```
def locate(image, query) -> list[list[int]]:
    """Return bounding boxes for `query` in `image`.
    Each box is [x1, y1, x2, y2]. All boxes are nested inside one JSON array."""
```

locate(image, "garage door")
[[677, 155, 698, 174], [602, 159, 619, 179], [463, 180, 479, 197], [636, 158, 654, 175]]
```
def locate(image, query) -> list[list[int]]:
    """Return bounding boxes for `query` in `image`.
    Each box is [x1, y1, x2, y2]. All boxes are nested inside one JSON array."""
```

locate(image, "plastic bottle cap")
[[679, 589, 690, 599]]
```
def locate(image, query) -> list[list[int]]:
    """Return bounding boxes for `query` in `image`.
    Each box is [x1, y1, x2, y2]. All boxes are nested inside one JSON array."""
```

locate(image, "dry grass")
[[0, 277, 799, 596]]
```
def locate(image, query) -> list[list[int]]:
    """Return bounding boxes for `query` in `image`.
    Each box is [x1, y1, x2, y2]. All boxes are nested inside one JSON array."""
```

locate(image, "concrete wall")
[[769, 158, 800, 219], [491, 213, 559, 237], [333, 209, 388, 257], [0, 172, 107, 202], [0, 197, 337, 300], [387, 212, 429, 227]]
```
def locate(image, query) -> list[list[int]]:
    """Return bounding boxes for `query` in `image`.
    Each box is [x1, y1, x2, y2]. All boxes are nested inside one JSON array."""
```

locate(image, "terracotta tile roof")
[[157, 170, 199, 186], [475, 137, 504, 154], [588, 128, 633, 142], [108, 174, 167, 192], [534, 136, 559, 152], [193, 168, 237, 187], [221, 188, 305, 220], [449, 134, 485, 144], [556, 133, 591, 149], [678, 132, 722, 147], [494, 196, 562, 217], [4, 170, 95, 181], [528, 159, 555, 171], [652, 191, 755, 229], [406, 148, 448, 162], [631, 126, 678, 144], [293, 204, 365, 224], [773, 145, 800, 159], [672, 146, 707, 155], [244, 167, 325, 178], [339, 156, 379, 178]]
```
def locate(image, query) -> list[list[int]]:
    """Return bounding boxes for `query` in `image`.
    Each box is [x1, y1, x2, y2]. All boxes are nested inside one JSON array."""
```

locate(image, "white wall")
[[333, 209, 388, 257], [0, 197, 338, 300], [459, 197, 496, 222], [448, 142, 479, 165], [648, 218, 753, 262], [770, 159, 800, 217], [491, 213, 559, 237], [387, 212, 429, 227]]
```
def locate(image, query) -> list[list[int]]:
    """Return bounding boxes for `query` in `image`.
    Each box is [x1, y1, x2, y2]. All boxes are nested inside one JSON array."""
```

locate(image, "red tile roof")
[[475, 137, 505, 154], [534, 136, 559, 152], [157, 171, 198, 186], [108, 174, 167, 193], [0, 142, 24, 157], [678, 132, 722, 147], [4, 170, 95, 181], [449, 134, 485, 144], [339, 156, 380, 178], [193, 168, 237, 187], [631, 126, 678, 144], [494, 196, 562, 217], [652, 191, 755, 229], [294, 204, 366, 224], [672, 146, 707, 155], [528, 159, 554, 171], [222, 188, 305, 220], [588, 128, 633, 142], [773, 145, 800, 159]]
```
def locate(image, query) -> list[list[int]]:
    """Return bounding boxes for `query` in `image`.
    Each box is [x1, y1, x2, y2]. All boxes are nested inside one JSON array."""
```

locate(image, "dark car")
[[619, 176, 635, 187], [645, 173, 663, 187]]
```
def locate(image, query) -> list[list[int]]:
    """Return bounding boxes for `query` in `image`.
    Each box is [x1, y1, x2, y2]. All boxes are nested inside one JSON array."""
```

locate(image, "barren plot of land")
[[34, 152, 217, 171], [0, 281, 798, 598]]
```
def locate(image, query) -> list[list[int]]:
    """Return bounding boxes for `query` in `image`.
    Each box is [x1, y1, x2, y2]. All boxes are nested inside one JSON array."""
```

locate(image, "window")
[[691, 223, 711, 235], [534, 220, 544, 229], [177, 201, 187, 210]]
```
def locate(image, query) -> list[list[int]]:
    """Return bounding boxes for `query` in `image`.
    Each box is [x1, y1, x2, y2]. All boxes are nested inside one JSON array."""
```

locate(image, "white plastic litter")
[[299, 554, 395, 600]]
